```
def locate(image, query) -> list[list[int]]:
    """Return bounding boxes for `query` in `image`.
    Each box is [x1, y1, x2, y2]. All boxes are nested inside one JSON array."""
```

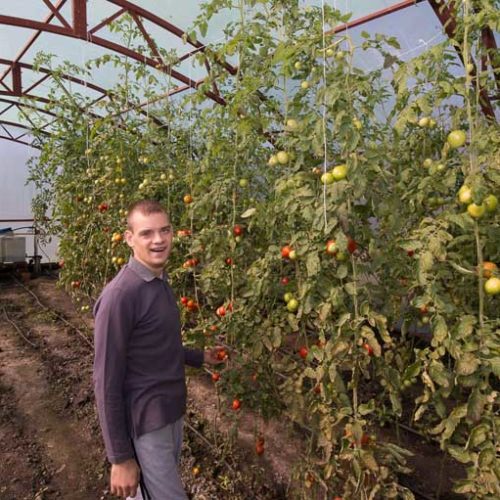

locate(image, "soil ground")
[[0, 273, 465, 499]]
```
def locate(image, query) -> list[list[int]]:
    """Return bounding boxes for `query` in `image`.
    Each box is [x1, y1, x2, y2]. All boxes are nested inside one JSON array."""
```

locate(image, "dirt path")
[[0, 276, 284, 499], [0, 279, 107, 499]]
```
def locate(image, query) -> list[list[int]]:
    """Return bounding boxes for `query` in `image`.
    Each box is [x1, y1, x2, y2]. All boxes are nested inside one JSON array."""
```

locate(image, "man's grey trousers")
[[128, 417, 188, 500]]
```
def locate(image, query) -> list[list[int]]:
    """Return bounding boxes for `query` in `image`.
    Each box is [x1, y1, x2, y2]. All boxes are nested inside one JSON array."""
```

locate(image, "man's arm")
[[93, 287, 135, 464], [184, 346, 228, 367]]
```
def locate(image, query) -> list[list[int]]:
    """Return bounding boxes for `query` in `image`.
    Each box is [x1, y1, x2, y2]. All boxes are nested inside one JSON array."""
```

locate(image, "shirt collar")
[[128, 256, 164, 282]]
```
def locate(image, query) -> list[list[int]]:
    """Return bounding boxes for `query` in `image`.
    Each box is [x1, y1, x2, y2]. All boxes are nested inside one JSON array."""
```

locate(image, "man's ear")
[[124, 229, 134, 248]]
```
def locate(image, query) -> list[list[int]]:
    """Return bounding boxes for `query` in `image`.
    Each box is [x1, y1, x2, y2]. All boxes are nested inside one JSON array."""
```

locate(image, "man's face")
[[125, 210, 173, 275]]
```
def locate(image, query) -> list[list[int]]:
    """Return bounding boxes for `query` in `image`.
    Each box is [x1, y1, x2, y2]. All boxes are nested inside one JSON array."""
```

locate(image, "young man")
[[93, 199, 221, 499]]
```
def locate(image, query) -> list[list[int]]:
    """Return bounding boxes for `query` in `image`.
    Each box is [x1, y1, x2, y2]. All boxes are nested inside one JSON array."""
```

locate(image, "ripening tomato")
[[480, 262, 497, 278], [211, 372, 220, 382], [187, 300, 198, 311], [326, 240, 338, 255], [183, 194, 193, 204], [281, 245, 292, 259], [232, 399, 241, 410]]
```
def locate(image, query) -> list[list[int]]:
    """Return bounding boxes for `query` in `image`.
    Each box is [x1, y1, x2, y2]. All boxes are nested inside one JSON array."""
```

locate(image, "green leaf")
[[306, 252, 320, 278], [241, 207, 256, 218], [456, 353, 480, 376], [446, 445, 472, 464], [432, 315, 448, 344], [336, 264, 348, 279], [467, 389, 486, 424]]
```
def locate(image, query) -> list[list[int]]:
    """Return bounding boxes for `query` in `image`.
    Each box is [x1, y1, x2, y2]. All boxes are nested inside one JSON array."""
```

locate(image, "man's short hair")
[[126, 199, 168, 230]]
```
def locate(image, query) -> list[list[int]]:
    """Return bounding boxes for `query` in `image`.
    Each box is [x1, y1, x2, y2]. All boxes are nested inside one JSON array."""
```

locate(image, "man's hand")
[[204, 346, 228, 365], [110, 458, 140, 498]]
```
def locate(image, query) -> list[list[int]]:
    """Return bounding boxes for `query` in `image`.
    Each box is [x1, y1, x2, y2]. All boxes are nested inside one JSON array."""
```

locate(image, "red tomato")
[[216, 349, 227, 361], [233, 225, 244, 236], [225, 257, 233, 265], [298, 347, 308, 359], [362, 343, 374, 356], [180, 296, 189, 305], [232, 399, 241, 410], [216, 306, 226, 317], [281, 276, 290, 285], [255, 442, 265, 455], [347, 237, 357, 254], [211, 372, 220, 382]]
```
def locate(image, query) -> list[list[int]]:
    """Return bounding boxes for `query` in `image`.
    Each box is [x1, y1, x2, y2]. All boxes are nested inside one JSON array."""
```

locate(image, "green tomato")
[[484, 194, 498, 212], [418, 117, 430, 128], [239, 178, 249, 188], [467, 203, 486, 219], [321, 172, 335, 185], [286, 298, 299, 312], [458, 185, 473, 205], [276, 151, 289, 165], [332, 164, 348, 181], [335, 251, 347, 261], [301, 81, 310, 90], [447, 130, 466, 149], [484, 277, 500, 295], [268, 155, 278, 167], [283, 292, 294, 303]]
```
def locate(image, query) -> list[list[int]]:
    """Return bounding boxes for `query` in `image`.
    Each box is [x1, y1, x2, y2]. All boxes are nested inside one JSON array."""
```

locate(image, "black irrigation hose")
[[9, 275, 94, 349], [2, 305, 38, 348]]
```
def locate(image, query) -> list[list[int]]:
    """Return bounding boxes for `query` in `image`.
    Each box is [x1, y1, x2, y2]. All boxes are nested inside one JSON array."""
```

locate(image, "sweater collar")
[[128, 256, 164, 282]]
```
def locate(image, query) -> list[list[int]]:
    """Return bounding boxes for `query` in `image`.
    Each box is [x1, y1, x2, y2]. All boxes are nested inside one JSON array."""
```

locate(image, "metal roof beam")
[[327, 0, 427, 35], [428, 0, 496, 121], [0, 0, 68, 85], [0, 134, 39, 148], [0, 12, 225, 105]]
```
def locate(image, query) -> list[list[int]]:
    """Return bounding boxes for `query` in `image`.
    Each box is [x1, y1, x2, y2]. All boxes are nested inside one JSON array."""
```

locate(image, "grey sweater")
[[93, 257, 203, 464]]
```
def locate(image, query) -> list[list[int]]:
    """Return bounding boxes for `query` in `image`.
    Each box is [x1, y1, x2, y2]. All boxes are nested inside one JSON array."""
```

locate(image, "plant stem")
[[474, 221, 484, 331]]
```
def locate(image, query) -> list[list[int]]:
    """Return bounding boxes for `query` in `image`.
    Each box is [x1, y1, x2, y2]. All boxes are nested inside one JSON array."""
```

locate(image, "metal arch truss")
[[0, 0, 497, 148], [0, 0, 232, 144]]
